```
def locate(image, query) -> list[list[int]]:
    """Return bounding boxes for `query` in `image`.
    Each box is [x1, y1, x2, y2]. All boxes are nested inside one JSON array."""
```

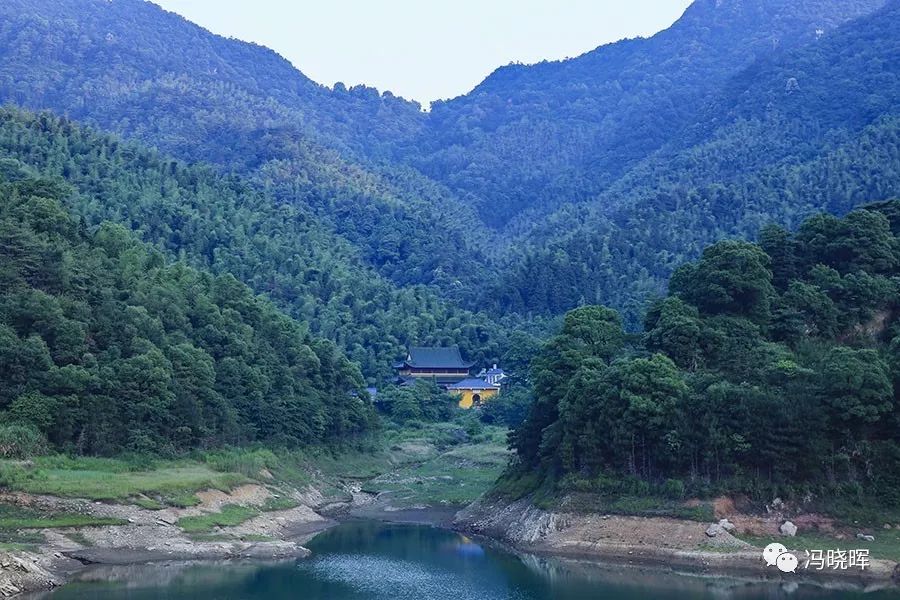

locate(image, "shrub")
[[662, 478, 686, 499], [0, 424, 49, 458]]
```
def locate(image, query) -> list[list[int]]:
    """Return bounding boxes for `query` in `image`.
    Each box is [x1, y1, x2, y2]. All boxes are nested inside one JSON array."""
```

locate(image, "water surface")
[[49, 521, 900, 599]]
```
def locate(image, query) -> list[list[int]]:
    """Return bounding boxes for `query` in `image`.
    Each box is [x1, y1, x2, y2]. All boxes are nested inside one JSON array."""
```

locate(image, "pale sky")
[[153, 0, 694, 106]]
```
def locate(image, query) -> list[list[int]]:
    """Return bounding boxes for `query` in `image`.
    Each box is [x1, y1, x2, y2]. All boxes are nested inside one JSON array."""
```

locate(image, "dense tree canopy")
[[512, 204, 900, 501], [0, 108, 527, 381], [1, 0, 897, 330], [0, 176, 377, 454]]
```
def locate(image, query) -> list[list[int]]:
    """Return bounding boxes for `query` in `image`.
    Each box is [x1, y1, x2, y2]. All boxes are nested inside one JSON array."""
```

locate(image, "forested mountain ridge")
[[0, 174, 376, 455], [0, 108, 518, 381], [410, 0, 887, 227], [1, 0, 898, 330], [0, 0, 495, 294], [509, 203, 900, 504], [478, 1, 900, 325]]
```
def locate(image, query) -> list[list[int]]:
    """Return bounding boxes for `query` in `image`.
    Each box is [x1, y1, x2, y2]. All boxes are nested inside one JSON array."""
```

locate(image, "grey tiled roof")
[[447, 378, 501, 391], [398, 346, 474, 369]]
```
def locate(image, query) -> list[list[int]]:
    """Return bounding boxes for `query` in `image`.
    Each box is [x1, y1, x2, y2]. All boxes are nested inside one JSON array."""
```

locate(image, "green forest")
[[509, 204, 900, 502], [0, 175, 375, 455], [0, 0, 898, 514], [3, 0, 898, 330], [0, 108, 532, 382]]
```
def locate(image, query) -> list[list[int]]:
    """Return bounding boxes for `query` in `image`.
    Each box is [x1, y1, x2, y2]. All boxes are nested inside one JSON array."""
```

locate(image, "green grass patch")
[[0, 528, 44, 552], [0, 503, 125, 529], [0, 457, 246, 503], [368, 428, 511, 506], [162, 492, 201, 508], [0, 542, 39, 552], [199, 447, 314, 488], [261, 496, 299, 512], [607, 496, 714, 522], [0, 514, 125, 529], [177, 505, 259, 534], [807, 497, 900, 529]]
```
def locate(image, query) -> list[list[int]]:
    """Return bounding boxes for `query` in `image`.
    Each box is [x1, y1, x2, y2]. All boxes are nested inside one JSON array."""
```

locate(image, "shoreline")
[[451, 496, 900, 587], [5, 489, 900, 597]]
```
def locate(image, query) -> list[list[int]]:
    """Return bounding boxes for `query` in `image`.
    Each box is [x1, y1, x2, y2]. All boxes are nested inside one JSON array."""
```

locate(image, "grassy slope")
[[307, 422, 511, 507], [0, 457, 247, 505], [0, 420, 511, 543]]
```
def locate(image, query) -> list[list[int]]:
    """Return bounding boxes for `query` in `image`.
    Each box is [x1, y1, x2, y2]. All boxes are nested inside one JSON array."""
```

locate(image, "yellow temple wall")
[[455, 388, 499, 409]]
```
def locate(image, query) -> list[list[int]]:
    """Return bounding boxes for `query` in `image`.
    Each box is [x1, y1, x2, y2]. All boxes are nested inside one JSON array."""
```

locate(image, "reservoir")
[[48, 520, 900, 599]]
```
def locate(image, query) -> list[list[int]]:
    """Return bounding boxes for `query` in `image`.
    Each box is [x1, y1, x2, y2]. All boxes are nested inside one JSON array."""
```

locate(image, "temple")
[[394, 346, 505, 409], [394, 346, 474, 386]]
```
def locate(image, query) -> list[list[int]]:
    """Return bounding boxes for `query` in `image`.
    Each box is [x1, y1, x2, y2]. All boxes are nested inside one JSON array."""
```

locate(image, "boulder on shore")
[[705, 524, 723, 537], [780, 521, 797, 537]]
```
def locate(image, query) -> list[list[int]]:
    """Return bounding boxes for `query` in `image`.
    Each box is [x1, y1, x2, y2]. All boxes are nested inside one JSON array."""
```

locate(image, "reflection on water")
[[45, 521, 900, 600]]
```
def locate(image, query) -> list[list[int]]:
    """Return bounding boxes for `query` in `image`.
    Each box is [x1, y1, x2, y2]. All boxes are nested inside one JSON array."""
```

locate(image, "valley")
[[0, 0, 898, 597]]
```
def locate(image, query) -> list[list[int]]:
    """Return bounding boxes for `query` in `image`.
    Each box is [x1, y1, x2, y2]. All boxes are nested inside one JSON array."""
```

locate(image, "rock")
[[857, 533, 876, 542], [780, 521, 797, 537], [884, 524, 892, 530], [705, 524, 723, 537], [718, 518, 736, 532], [156, 513, 178, 525]]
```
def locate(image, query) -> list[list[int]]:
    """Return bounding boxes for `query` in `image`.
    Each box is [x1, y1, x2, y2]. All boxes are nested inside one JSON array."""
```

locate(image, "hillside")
[[479, 0, 900, 325], [0, 108, 516, 380], [507, 202, 900, 507], [410, 0, 887, 226], [2, 0, 897, 329], [0, 174, 375, 454], [0, 0, 493, 294]]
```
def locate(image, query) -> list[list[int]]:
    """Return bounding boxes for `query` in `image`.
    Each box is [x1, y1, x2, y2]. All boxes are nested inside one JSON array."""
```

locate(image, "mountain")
[[0, 108, 515, 381], [1, 0, 897, 330], [409, 0, 887, 227], [0, 0, 493, 294], [0, 173, 375, 454], [480, 0, 900, 325]]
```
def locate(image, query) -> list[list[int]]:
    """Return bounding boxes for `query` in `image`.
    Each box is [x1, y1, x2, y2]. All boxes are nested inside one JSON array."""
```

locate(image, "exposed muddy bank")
[[453, 496, 900, 587], [8, 483, 900, 597], [0, 484, 348, 597]]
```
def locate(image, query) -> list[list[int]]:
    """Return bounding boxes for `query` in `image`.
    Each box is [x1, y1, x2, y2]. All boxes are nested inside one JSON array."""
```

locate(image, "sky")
[[153, 0, 694, 106]]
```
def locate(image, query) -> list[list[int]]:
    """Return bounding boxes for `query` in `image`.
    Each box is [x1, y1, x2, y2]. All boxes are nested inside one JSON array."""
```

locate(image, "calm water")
[[48, 521, 900, 599]]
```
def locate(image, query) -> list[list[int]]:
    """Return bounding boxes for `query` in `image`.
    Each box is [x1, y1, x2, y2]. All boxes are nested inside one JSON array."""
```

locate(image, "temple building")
[[394, 346, 474, 386], [476, 364, 507, 386], [447, 377, 500, 409], [393, 346, 505, 409]]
